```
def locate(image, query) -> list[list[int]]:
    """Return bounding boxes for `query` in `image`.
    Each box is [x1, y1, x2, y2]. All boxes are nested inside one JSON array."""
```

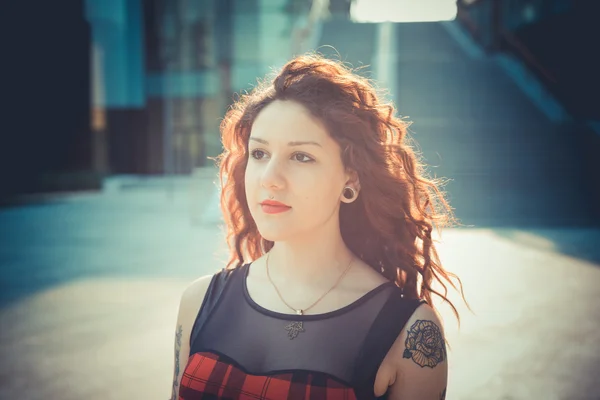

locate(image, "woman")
[[170, 54, 466, 399]]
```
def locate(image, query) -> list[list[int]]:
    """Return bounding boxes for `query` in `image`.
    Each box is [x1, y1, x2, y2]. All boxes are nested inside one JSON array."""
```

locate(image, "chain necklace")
[[265, 251, 354, 339]]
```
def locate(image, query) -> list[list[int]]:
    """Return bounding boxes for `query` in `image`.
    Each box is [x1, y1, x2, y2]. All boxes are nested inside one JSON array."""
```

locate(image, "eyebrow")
[[249, 137, 323, 148]]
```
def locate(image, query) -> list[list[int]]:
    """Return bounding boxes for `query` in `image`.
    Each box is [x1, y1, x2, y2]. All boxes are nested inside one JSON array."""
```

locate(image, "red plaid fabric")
[[179, 352, 358, 400]]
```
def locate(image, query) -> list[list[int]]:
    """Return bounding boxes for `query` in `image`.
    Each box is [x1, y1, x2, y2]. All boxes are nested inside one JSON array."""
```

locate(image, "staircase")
[[392, 22, 597, 227], [318, 20, 597, 227]]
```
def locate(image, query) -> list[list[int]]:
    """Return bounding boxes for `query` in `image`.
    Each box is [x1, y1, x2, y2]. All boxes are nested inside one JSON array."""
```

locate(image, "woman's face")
[[245, 100, 352, 242]]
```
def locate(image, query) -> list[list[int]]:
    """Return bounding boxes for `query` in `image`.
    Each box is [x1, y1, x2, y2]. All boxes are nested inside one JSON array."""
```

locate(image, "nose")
[[260, 157, 286, 190]]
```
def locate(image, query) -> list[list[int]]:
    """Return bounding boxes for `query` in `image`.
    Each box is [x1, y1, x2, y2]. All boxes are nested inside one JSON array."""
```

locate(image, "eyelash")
[[249, 149, 315, 163]]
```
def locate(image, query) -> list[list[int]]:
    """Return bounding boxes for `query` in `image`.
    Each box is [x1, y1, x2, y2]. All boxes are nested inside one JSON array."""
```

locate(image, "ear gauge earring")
[[342, 186, 357, 201]]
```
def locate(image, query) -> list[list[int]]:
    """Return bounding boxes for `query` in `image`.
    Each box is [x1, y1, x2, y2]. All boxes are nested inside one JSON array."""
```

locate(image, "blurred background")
[[1, 0, 599, 399]]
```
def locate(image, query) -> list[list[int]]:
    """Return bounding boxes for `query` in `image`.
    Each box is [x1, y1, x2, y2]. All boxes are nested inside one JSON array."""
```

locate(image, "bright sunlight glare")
[[351, 0, 458, 23]]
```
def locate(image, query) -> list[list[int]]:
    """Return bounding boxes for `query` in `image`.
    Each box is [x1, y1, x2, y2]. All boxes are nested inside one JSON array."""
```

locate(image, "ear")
[[344, 169, 361, 192]]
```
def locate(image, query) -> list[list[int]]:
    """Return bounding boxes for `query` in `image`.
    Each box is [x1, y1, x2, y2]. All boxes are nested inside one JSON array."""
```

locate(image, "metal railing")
[[456, 0, 571, 96]]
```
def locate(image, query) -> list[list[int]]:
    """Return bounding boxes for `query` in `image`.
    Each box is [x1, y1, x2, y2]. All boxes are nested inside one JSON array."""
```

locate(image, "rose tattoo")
[[403, 319, 446, 368]]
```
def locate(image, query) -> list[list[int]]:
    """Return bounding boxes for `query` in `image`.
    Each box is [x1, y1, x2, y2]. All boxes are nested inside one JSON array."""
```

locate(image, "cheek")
[[297, 181, 342, 210], [244, 165, 258, 194]]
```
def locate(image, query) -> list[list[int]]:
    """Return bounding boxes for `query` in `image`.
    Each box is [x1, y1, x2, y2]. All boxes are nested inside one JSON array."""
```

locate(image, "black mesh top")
[[181, 263, 426, 399]]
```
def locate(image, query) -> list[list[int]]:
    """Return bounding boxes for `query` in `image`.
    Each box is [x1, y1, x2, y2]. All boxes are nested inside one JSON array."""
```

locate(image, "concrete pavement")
[[0, 168, 225, 400]]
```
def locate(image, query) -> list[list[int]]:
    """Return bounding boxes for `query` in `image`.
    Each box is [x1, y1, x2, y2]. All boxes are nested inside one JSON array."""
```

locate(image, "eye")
[[251, 149, 314, 163], [292, 153, 314, 163], [250, 149, 266, 160]]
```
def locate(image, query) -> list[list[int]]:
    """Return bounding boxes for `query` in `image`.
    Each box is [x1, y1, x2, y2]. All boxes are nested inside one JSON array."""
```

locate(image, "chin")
[[256, 217, 306, 241], [256, 226, 292, 242]]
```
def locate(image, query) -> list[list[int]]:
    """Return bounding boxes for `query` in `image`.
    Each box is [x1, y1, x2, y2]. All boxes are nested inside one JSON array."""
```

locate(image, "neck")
[[266, 223, 355, 287]]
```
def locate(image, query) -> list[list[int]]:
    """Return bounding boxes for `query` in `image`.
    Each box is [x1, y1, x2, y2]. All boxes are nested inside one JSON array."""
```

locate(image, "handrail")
[[456, 0, 558, 86], [500, 30, 557, 84], [456, 6, 480, 39]]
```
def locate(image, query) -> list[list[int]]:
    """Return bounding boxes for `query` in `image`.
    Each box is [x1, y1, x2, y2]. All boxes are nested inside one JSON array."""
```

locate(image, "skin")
[[170, 99, 448, 399], [245, 99, 361, 287]]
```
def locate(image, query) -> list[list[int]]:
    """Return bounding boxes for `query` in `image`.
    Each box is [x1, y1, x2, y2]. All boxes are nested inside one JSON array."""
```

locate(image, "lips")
[[260, 200, 291, 214], [261, 200, 290, 207]]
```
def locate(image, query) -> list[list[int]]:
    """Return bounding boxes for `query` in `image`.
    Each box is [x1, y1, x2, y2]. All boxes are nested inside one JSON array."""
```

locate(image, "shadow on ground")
[[492, 227, 600, 266]]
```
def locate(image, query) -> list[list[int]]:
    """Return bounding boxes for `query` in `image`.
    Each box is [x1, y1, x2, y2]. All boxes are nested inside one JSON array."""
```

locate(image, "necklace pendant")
[[284, 321, 305, 339], [296, 309, 303, 315]]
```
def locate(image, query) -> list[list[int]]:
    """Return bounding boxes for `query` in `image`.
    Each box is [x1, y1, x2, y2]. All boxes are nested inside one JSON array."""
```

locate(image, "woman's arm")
[[385, 304, 448, 400], [169, 275, 214, 400]]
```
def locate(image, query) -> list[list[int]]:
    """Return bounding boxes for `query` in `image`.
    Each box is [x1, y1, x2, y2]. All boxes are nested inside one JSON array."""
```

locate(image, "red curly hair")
[[215, 53, 466, 322]]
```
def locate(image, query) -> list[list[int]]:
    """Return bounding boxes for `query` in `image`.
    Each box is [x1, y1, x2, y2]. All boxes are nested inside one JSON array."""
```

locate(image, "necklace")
[[265, 251, 354, 339]]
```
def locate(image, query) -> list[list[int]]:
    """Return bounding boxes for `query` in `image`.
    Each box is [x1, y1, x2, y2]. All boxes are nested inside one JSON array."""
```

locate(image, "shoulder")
[[398, 303, 446, 368], [400, 301, 444, 341], [384, 302, 448, 399], [174, 270, 227, 347], [180, 274, 215, 308], [178, 266, 243, 317], [175, 274, 215, 333]]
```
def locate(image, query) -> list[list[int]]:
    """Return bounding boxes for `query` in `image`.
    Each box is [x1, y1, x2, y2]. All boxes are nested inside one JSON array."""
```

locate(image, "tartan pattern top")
[[179, 351, 360, 399], [180, 263, 426, 399]]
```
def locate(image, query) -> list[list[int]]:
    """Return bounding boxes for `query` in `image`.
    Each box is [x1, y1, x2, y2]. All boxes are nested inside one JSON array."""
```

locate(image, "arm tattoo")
[[440, 387, 446, 400], [402, 320, 446, 368], [171, 325, 183, 400]]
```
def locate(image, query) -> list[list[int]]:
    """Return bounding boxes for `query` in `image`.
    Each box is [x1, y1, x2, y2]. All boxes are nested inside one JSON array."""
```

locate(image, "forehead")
[[250, 100, 332, 143]]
